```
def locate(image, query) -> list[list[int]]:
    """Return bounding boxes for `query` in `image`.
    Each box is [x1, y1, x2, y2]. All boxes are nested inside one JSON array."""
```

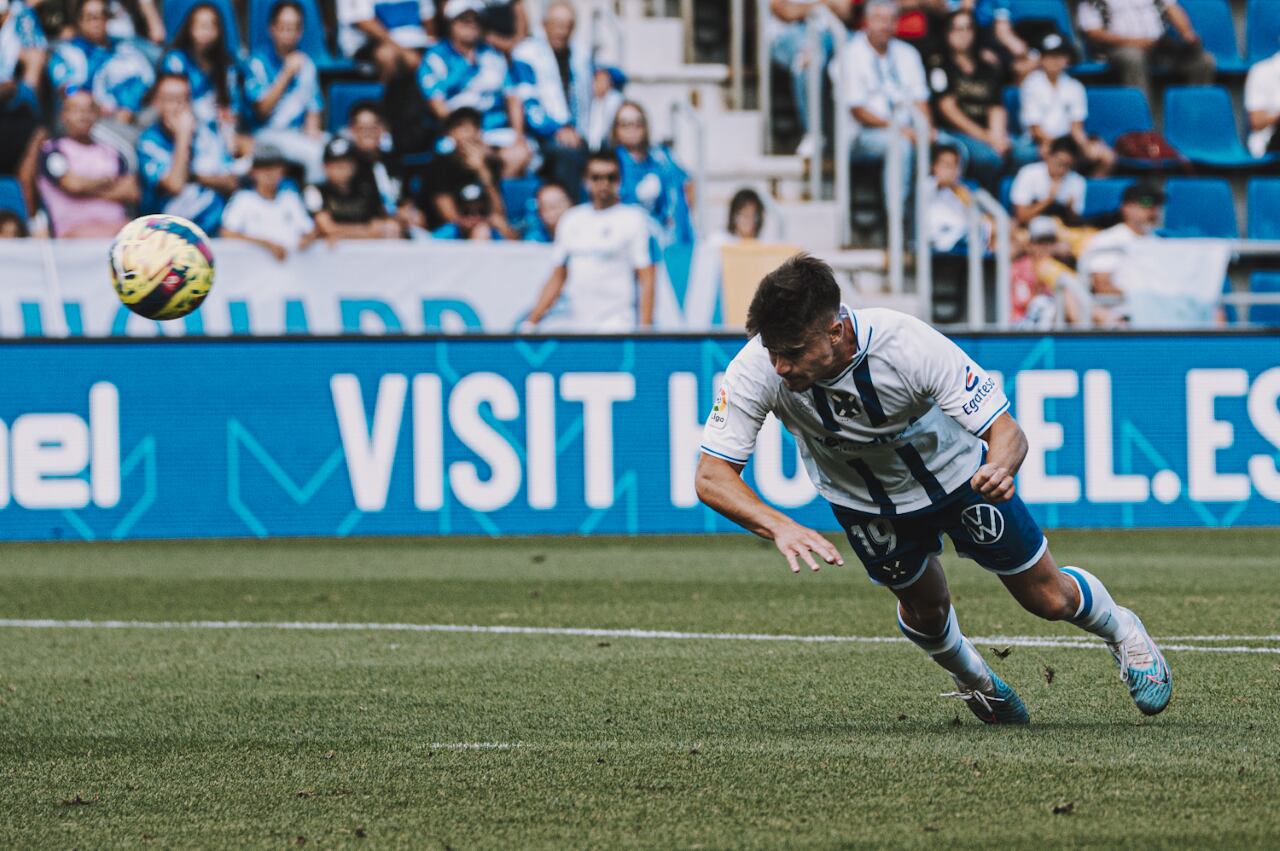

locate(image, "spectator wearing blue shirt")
[[336, 0, 433, 81], [419, 0, 531, 177], [137, 72, 238, 234], [161, 3, 243, 135], [611, 100, 694, 247], [512, 0, 591, 198], [244, 0, 326, 181], [0, 0, 47, 179], [49, 0, 154, 123]]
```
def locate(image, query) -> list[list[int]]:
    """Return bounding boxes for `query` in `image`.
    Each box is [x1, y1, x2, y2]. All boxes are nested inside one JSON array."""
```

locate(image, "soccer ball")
[[109, 214, 215, 320]]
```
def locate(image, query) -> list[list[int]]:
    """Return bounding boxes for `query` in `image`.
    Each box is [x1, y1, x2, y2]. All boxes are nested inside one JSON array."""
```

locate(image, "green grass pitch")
[[1, 529, 1278, 849]]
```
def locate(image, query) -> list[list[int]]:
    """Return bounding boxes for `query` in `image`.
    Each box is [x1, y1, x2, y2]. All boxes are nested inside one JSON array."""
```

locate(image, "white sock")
[[897, 605, 991, 691], [1061, 566, 1135, 644]]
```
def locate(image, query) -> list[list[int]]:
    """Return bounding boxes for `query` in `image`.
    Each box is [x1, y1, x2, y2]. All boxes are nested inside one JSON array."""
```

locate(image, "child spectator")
[[926, 143, 991, 253], [137, 72, 237, 234], [1008, 135, 1084, 226], [431, 182, 503, 239], [337, 0, 434, 81], [37, 89, 138, 237], [221, 142, 316, 261], [612, 99, 694, 247], [244, 0, 327, 182], [1019, 33, 1114, 175], [305, 136, 401, 240], [161, 3, 243, 134], [418, 0, 531, 177], [49, 0, 154, 123]]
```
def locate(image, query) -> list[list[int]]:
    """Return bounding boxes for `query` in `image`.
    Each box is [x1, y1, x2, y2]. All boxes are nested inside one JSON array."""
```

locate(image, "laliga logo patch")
[[710, 385, 729, 430], [961, 503, 1004, 544]]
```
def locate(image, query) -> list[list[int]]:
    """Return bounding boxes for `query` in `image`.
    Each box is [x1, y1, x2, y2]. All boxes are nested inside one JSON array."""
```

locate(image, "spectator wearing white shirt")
[[244, 0, 327, 182], [768, 0, 851, 158], [221, 142, 316, 260], [523, 148, 656, 332], [1020, 34, 1114, 175], [1245, 44, 1280, 157], [927, 144, 991, 253], [337, 0, 435, 81], [1008, 135, 1085, 227], [1081, 181, 1162, 299], [1077, 0, 1212, 100], [843, 0, 931, 214]]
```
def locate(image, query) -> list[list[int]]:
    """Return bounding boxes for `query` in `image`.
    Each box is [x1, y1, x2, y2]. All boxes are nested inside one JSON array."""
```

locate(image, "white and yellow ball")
[[109, 214, 215, 320]]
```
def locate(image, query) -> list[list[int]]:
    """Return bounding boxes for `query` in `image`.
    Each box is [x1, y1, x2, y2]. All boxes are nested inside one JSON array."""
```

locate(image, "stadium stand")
[[1247, 177, 1280, 240], [1082, 177, 1134, 221], [1163, 177, 1240, 238], [1164, 86, 1278, 168], [1083, 86, 1153, 147], [1247, 0, 1280, 64], [1246, 272, 1280, 325], [1181, 0, 1248, 74]]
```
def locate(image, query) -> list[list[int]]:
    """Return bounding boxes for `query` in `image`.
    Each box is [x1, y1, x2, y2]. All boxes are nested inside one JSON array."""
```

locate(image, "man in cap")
[[221, 140, 316, 261], [1081, 182, 1163, 299], [1019, 33, 1114, 175], [430, 182, 503, 240]]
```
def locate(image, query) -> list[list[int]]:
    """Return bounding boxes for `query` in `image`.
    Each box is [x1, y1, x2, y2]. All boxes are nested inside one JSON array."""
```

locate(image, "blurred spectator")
[[842, 0, 931, 212], [431, 182, 503, 239], [968, 0, 1032, 80], [1012, 215, 1073, 327], [244, 0, 326, 182], [1245, 44, 1280, 157], [105, 0, 165, 54], [926, 143, 991, 252], [581, 65, 623, 151], [1077, 0, 1213, 99], [37, 88, 137, 237], [524, 180, 570, 241], [419, 0, 531, 176], [683, 187, 768, 328], [411, 106, 512, 232], [221, 142, 316, 260], [523, 149, 656, 332], [479, 0, 526, 54], [305, 136, 401, 239], [929, 9, 1034, 192], [1008, 135, 1084, 226], [884, 0, 949, 57], [161, 3, 243, 133], [767, 0, 851, 158], [345, 101, 400, 215], [137, 72, 237, 234], [0, 0, 48, 181], [49, 0, 154, 123], [1081, 181, 1162, 300], [726, 187, 765, 241], [512, 0, 589, 197], [0, 208, 26, 235], [612, 100, 694, 247], [1020, 34, 1114, 175], [337, 0, 433, 80]]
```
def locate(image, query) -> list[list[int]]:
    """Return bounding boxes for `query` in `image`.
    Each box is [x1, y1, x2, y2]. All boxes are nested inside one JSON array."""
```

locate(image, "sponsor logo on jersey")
[[964, 366, 980, 392], [709, 384, 729, 430], [962, 376, 997, 416], [961, 503, 1005, 544]]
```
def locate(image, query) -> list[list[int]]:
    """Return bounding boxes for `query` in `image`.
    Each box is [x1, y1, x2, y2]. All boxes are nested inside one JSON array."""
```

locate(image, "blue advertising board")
[[0, 333, 1276, 541]]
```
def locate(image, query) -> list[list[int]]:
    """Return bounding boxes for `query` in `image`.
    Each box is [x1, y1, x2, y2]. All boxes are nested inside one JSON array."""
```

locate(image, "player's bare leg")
[[894, 557, 1030, 724], [1001, 549, 1173, 716]]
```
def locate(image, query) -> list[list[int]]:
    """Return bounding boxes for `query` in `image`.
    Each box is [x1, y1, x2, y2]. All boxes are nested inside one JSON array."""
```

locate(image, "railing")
[[669, 100, 708, 238], [755, 0, 771, 151], [730, 0, 746, 110], [965, 189, 1012, 327], [885, 104, 932, 317]]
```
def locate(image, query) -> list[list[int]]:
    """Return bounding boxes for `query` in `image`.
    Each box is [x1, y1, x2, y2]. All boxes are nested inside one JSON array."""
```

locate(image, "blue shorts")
[[830, 484, 1047, 590]]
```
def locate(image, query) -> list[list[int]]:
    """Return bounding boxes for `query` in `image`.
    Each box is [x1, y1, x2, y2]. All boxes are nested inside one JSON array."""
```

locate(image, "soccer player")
[[695, 254, 1172, 724]]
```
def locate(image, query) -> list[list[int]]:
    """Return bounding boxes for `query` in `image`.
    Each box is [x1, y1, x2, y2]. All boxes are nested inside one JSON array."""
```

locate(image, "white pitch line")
[[0, 618, 1278, 654], [428, 743, 521, 751]]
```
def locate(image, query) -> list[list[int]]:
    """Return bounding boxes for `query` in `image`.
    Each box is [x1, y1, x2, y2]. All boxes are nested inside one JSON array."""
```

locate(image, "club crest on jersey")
[[830, 391, 863, 418], [709, 385, 729, 430], [961, 503, 1005, 544]]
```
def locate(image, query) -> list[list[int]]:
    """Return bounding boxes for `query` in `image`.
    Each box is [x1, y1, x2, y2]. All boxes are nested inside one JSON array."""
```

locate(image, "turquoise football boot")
[[1108, 610, 1173, 716], [942, 670, 1030, 725]]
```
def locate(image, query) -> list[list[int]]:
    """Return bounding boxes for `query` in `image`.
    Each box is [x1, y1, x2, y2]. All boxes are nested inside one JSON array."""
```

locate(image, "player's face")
[[765, 317, 845, 392], [585, 164, 621, 206]]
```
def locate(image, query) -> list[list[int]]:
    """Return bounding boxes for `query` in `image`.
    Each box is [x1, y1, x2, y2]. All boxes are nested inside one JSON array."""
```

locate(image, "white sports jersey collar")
[[816, 304, 873, 388]]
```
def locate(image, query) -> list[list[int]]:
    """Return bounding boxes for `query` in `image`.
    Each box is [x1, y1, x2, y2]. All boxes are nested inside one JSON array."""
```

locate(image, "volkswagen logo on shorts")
[[961, 504, 1005, 544]]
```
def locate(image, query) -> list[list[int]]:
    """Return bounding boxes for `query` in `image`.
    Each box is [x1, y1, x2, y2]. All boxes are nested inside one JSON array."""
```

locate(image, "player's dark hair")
[[1048, 135, 1081, 159], [268, 0, 305, 25], [746, 253, 841, 346], [586, 148, 621, 172]]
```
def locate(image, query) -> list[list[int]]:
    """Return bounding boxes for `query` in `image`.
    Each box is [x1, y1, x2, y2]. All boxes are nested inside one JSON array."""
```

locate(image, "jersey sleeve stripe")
[[699, 445, 749, 464], [971, 398, 1011, 436]]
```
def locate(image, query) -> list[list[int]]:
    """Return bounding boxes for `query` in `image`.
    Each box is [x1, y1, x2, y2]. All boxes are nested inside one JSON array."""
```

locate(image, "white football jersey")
[[549, 203, 653, 332], [700, 307, 1009, 515]]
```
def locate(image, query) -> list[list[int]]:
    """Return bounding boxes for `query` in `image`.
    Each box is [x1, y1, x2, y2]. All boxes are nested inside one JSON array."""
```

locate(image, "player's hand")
[[971, 463, 1016, 503], [772, 522, 844, 574]]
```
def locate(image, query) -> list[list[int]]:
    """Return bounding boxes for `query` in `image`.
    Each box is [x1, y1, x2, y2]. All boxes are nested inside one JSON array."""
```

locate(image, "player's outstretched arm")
[[695, 454, 844, 574], [972, 412, 1028, 503]]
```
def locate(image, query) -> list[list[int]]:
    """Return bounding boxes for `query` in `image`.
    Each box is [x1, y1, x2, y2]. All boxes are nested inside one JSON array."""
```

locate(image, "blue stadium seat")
[[500, 176, 542, 228], [1246, 272, 1280, 325], [1164, 86, 1276, 168], [1247, 0, 1280, 63], [0, 176, 28, 222], [1084, 87, 1153, 146], [248, 0, 351, 71], [999, 175, 1014, 210], [1082, 177, 1134, 220], [1164, 177, 1239, 238], [1182, 0, 1248, 73], [1002, 86, 1022, 138], [326, 81, 384, 133], [1009, 0, 1077, 45], [1247, 177, 1280, 239], [164, 0, 244, 56]]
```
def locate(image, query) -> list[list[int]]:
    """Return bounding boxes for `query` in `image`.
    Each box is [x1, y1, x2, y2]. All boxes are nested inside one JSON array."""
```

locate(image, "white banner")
[[0, 239, 685, 336]]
